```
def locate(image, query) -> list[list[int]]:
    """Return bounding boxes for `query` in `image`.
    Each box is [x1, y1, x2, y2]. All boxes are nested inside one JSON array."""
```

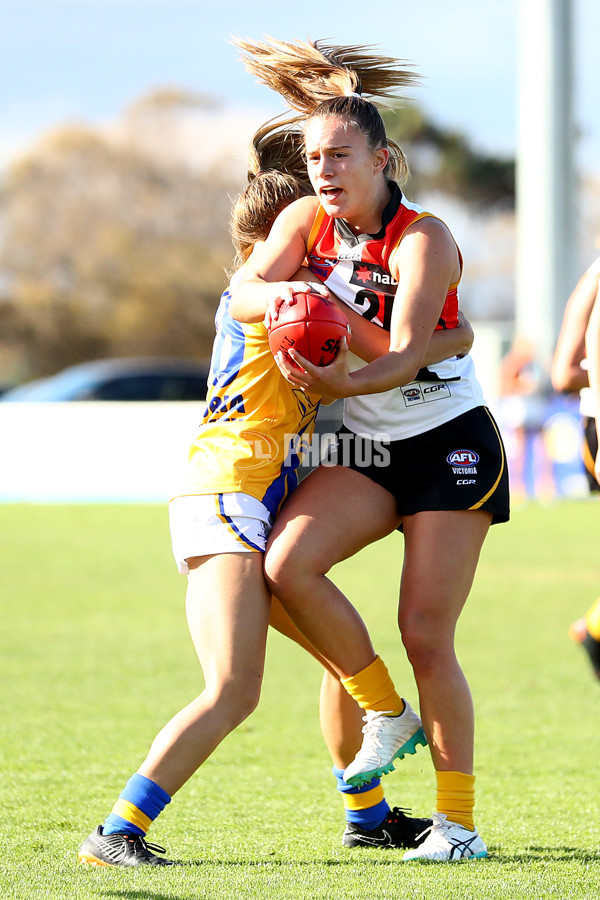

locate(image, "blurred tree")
[[126, 86, 221, 113], [382, 104, 515, 208], [0, 92, 515, 384], [0, 121, 237, 380]]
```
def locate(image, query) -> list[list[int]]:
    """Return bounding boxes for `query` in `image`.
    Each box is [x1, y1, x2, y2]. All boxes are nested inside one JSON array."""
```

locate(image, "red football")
[[267, 291, 351, 368]]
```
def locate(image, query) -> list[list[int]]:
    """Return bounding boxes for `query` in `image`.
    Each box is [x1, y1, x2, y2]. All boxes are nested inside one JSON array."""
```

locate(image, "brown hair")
[[233, 37, 419, 182], [230, 115, 314, 270]]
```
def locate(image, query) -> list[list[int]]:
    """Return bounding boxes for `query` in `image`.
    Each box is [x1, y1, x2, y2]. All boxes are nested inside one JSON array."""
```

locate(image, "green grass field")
[[1, 501, 600, 899]]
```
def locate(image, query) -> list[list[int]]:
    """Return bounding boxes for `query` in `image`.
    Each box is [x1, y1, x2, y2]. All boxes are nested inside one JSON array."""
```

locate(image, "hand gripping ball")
[[267, 291, 351, 367]]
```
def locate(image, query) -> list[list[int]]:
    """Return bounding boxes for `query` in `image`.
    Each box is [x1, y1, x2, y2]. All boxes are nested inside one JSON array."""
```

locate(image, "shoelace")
[[414, 813, 450, 843], [361, 719, 383, 750], [414, 822, 434, 842], [361, 712, 394, 745], [387, 806, 413, 823], [128, 834, 168, 859]]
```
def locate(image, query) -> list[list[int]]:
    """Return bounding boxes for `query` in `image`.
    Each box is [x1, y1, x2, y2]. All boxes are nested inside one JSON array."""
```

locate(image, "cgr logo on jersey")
[[447, 449, 479, 475]]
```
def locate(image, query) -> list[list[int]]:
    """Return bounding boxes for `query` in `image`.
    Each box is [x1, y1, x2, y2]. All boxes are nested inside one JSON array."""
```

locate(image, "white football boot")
[[402, 813, 488, 862], [343, 701, 427, 787]]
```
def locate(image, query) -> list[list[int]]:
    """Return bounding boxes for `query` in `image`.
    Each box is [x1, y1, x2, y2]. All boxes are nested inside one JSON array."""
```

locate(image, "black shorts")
[[583, 416, 599, 493], [332, 406, 510, 524]]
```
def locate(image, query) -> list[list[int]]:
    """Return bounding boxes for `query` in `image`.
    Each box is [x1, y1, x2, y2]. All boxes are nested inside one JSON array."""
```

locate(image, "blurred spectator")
[[498, 336, 552, 498]]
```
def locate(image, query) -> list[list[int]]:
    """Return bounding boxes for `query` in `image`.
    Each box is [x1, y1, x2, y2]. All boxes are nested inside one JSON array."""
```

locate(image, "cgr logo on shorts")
[[447, 448, 479, 476]]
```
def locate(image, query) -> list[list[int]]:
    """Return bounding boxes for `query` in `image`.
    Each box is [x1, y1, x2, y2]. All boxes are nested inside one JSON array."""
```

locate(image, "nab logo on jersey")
[[446, 449, 480, 466]]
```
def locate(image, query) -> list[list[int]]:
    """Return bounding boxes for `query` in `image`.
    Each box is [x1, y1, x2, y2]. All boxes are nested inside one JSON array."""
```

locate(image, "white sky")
[[1, 0, 599, 174]]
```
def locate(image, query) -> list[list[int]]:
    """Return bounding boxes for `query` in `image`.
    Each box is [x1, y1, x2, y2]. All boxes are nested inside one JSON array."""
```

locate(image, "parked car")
[[0, 357, 210, 402]]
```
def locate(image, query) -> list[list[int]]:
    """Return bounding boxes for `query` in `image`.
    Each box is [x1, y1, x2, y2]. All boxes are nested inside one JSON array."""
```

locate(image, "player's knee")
[[399, 616, 447, 673], [212, 678, 262, 728], [264, 544, 302, 596], [230, 692, 260, 727]]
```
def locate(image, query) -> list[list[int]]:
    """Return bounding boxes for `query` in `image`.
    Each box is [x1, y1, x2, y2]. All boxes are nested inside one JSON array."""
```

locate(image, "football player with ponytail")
[[233, 37, 510, 863], [78, 113, 472, 867]]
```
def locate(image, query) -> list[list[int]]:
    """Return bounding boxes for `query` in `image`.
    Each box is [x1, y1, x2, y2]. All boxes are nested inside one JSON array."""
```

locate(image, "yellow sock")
[[436, 770, 476, 831], [585, 596, 600, 641], [341, 656, 404, 715]]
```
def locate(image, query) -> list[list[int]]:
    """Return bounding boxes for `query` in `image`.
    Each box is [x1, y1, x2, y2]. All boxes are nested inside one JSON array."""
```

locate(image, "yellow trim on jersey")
[[469, 408, 506, 510], [111, 800, 152, 834], [306, 205, 327, 255], [387, 212, 435, 277], [387, 213, 463, 289], [343, 785, 385, 811]]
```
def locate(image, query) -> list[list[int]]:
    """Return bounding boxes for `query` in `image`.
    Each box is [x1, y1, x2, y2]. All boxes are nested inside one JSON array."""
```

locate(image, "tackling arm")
[[229, 197, 325, 324]]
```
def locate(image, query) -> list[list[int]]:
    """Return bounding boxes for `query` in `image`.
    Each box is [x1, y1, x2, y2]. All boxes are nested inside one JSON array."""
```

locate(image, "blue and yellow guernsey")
[[171, 284, 321, 516]]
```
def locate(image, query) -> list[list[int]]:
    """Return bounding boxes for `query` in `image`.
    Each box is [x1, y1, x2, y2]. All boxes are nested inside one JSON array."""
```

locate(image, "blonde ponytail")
[[233, 36, 418, 114], [233, 37, 416, 184]]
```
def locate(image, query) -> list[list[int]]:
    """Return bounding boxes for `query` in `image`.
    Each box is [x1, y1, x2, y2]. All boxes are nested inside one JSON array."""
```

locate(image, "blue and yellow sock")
[[333, 766, 389, 830], [103, 773, 171, 837]]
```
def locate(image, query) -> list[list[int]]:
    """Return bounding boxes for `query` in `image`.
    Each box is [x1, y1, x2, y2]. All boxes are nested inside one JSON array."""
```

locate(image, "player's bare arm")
[[230, 197, 326, 324], [424, 309, 473, 364], [333, 301, 471, 365], [552, 264, 599, 393], [278, 217, 458, 397]]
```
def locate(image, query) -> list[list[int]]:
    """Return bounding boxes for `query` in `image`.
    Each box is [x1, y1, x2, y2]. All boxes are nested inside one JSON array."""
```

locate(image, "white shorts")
[[169, 492, 274, 574]]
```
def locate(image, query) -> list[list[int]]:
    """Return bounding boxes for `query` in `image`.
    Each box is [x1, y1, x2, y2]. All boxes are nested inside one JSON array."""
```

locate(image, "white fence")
[[0, 402, 202, 502]]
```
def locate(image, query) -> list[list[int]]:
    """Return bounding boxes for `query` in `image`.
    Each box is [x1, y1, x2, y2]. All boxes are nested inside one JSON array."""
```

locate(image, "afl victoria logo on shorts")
[[447, 449, 479, 479], [447, 449, 479, 466]]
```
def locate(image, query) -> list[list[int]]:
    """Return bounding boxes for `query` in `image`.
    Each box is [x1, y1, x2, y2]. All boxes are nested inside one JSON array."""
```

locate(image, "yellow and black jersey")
[[171, 284, 321, 516]]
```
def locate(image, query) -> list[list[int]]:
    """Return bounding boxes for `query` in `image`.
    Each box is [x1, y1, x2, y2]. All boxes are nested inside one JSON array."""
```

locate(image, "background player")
[[552, 257, 600, 679]]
